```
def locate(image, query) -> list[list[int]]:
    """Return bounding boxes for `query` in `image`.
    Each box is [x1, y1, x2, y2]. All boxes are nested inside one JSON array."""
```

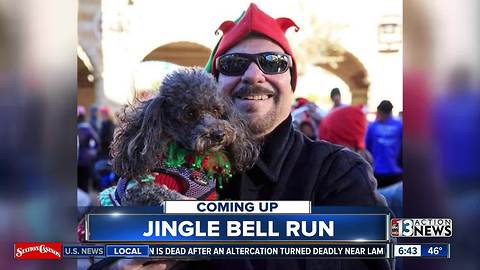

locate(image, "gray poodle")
[[109, 67, 259, 203]]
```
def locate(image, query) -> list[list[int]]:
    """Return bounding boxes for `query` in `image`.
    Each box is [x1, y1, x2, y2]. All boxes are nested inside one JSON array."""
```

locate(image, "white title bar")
[[164, 201, 311, 214]]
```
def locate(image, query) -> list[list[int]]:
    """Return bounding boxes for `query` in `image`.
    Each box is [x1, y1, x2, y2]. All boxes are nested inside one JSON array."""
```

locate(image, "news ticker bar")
[[61, 243, 450, 259], [63, 243, 389, 258]]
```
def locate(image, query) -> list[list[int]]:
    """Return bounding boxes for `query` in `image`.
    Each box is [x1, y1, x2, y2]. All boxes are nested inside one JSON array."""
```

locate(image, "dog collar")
[[162, 142, 233, 189]]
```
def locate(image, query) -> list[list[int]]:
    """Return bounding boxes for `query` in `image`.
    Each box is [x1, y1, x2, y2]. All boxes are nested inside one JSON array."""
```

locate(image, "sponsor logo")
[[15, 242, 62, 260]]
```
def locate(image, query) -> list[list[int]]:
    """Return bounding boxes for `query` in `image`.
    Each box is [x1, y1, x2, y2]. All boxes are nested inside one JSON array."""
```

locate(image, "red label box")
[[14, 242, 62, 260]]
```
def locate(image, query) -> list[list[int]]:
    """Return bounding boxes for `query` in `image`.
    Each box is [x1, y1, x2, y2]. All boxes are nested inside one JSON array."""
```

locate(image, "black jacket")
[[220, 115, 386, 205], [214, 115, 390, 270]]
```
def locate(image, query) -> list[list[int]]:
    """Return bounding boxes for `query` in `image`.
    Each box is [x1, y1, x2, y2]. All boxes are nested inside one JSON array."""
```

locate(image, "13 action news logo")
[[14, 242, 62, 260], [391, 219, 452, 237]]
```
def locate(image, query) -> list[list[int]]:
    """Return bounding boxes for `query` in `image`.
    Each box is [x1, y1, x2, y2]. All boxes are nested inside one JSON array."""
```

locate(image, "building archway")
[[133, 41, 212, 99], [315, 49, 370, 105], [142, 41, 211, 67]]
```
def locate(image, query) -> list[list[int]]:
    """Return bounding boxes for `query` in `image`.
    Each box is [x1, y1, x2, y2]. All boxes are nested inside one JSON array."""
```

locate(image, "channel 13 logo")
[[391, 218, 452, 237]]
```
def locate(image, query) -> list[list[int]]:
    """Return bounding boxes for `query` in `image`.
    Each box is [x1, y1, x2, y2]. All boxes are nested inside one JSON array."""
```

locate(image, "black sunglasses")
[[216, 52, 292, 76]]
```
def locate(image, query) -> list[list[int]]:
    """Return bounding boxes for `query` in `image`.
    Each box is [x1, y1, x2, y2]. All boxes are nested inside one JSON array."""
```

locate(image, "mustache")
[[232, 84, 276, 98]]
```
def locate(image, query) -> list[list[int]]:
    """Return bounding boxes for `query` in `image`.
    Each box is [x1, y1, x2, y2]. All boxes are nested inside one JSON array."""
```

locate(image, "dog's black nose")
[[211, 130, 225, 142]]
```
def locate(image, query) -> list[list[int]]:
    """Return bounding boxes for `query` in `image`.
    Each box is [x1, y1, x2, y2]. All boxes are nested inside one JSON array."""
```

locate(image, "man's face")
[[332, 94, 341, 106], [218, 37, 294, 137]]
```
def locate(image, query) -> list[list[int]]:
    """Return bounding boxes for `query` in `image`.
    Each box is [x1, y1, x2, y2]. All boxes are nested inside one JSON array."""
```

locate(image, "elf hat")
[[206, 3, 299, 90]]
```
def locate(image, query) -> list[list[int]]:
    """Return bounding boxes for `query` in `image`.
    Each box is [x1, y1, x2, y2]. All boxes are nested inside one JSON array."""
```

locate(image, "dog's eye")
[[212, 107, 220, 117], [186, 110, 196, 120]]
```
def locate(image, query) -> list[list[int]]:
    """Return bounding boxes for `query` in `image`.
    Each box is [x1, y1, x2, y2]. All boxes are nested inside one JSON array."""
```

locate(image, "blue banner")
[[420, 244, 450, 258], [86, 213, 388, 242], [105, 245, 150, 257]]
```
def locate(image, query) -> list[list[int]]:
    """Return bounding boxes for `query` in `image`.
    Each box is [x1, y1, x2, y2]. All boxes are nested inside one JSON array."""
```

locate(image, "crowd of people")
[[77, 105, 117, 198], [291, 91, 403, 215]]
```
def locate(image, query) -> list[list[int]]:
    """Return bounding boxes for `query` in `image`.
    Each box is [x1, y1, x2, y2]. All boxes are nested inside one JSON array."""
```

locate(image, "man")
[[330, 87, 344, 109], [207, 3, 385, 203], [366, 100, 403, 187], [93, 4, 389, 270], [206, 4, 389, 269]]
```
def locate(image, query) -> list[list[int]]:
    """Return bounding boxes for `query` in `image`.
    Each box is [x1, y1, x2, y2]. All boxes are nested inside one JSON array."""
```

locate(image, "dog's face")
[[159, 68, 237, 153], [111, 68, 259, 179]]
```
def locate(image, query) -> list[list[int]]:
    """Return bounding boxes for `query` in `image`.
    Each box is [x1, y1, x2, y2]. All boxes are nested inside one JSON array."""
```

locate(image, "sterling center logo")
[[15, 242, 62, 260]]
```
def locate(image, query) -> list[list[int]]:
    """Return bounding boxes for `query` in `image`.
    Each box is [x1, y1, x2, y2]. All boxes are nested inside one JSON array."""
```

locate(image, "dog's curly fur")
[[111, 67, 260, 181], [121, 183, 186, 206]]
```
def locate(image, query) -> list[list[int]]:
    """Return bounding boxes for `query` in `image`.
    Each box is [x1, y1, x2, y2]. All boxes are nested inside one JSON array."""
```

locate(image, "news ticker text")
[[14, 242, 450, 259]]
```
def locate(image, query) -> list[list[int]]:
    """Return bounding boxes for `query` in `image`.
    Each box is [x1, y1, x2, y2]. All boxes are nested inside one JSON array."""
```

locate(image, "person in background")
[[319, 105, 372, 164], [366, 100, 402, 187], [98, 106, 116, 160], [78, 106, 100, 192], [330, 87, 344, 110], [298, 121, 317, 140], [378, 182, 403, 218], [89, 105, 99, 132], [321, 105, 404, 219], [292, 97, 309, 110], [291, 98, 324, 140]]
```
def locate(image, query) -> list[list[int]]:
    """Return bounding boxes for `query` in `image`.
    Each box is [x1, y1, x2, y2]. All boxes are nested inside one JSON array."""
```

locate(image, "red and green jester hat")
[[205, 3, 300, 90]]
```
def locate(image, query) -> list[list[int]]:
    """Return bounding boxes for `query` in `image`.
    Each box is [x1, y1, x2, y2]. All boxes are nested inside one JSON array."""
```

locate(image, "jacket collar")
[[255, 115, 295, 183]]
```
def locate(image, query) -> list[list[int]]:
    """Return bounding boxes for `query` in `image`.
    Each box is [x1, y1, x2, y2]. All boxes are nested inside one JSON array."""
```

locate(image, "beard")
[[231, 84, 280, 137], [245, 106, 277, 136]]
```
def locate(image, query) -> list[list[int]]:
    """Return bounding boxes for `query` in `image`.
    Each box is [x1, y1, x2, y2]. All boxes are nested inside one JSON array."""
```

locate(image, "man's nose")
[[241, 62, 266, 84]]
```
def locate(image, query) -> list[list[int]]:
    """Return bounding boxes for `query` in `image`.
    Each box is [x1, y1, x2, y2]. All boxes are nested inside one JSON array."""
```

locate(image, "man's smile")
[[232, 91, 275, 113], [232, 84, 276, 103], [235, 94, 273, 101]]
